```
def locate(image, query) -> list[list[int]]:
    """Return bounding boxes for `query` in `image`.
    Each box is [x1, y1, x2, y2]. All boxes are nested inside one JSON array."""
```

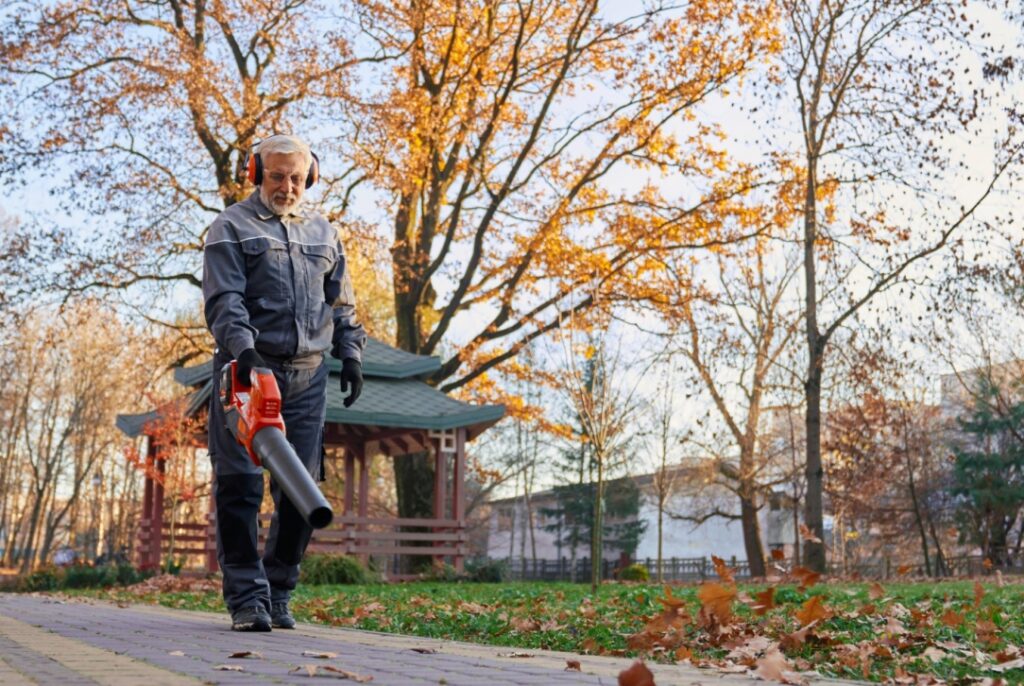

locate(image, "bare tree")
[[776, 0, 1024, 571]]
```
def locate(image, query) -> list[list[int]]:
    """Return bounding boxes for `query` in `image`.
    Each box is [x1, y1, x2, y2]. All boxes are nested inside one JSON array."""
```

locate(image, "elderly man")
[[203, 134, 366, 632]]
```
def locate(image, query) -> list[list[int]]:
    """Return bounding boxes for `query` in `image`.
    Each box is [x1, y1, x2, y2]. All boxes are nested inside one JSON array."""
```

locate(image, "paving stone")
[[0, 593, 865, 686]]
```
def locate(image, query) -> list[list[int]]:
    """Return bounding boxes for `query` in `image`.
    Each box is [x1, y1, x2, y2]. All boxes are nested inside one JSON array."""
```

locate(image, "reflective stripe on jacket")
[[203, 192, 366, 364]]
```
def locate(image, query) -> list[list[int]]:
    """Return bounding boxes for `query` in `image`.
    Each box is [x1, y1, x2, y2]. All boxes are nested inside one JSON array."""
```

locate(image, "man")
[[203, 134, 366, 632]]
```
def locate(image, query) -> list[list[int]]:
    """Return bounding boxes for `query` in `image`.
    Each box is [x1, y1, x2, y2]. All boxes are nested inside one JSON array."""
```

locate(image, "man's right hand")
[[237, 348, 266, 385]]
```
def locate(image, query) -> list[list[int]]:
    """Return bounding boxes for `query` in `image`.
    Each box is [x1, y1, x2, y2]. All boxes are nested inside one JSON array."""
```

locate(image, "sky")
[[1, 1, 1022, 499]]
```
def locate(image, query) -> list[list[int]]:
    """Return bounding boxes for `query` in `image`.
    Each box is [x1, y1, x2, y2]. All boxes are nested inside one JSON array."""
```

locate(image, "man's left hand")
[[340, 358, 363, 407]]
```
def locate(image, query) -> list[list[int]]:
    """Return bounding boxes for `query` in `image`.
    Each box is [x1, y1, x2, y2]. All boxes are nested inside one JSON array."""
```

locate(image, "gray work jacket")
[[202, 192, 366, 365]]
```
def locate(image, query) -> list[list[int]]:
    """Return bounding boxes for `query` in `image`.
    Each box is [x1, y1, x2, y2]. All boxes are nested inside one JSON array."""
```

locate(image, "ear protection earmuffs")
[[244, 135, 320, 188]]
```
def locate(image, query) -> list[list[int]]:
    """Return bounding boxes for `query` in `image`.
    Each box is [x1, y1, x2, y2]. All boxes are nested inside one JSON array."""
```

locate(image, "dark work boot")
[[231, 604, 272, 632], [270, 601, 296, 629]]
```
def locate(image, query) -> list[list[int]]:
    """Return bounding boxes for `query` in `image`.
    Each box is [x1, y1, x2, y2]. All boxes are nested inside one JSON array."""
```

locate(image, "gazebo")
[[117, 338, 504, 576]]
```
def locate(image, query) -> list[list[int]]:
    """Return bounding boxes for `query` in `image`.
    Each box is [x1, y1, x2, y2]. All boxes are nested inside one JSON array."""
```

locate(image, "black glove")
[[237, 348, 266, 386], [340, 358, 363, 407]]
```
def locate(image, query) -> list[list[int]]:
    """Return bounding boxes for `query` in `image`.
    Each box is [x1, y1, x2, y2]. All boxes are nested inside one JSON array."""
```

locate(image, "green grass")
[[65, 578, 1024, 682]]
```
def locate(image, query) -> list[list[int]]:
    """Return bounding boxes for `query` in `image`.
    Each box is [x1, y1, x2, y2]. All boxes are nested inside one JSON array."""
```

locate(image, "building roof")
[[117, 338, 503, 441], [172, 337, 442, 387]]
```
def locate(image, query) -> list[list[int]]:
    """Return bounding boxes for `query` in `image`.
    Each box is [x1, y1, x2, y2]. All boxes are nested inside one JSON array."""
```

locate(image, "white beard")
[[260, 188, 301, 216]]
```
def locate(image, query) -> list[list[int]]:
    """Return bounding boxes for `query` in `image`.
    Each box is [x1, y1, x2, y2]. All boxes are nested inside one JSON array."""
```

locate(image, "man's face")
[[259, 152, 307, 215]]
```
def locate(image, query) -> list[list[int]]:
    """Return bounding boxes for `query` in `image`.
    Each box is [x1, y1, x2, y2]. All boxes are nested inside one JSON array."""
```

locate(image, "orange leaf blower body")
[[220, 361, 333, 529]]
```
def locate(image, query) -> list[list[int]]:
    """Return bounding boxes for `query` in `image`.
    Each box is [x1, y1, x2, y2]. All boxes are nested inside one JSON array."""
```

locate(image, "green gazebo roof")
[[117, 338, 504, 440]]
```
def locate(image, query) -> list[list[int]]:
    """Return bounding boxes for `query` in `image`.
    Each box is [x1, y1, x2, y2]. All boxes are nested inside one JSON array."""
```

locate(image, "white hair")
[[257, 134, 312, 171]]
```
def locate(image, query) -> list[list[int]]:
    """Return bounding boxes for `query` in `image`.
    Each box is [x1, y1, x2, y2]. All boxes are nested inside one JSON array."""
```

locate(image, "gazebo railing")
[[137, 513, 466, 573]]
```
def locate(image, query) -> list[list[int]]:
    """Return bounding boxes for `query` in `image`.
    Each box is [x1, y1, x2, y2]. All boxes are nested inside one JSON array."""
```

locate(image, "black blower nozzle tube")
[[251, 426, 333, 529]]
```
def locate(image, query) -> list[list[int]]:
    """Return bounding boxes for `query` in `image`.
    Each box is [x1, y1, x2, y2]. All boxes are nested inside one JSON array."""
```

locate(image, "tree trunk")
[[740, 492, 766, 577], [803, 358, 826, 572], [591, 456, 605, 591], [904, 457, 932, 576], [657, 493, 664, 583]]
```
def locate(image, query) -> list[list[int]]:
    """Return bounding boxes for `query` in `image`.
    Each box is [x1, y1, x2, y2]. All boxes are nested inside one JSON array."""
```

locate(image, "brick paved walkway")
[[0, 594, 863, 685]]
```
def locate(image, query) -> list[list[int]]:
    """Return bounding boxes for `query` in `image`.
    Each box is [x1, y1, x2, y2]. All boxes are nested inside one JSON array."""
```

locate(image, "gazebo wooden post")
[[357, 441, 369, 565], [453, 429, 467, 572], [205, 487, 218, 573], [138, 439, 156, 569], [343, 447, 355, 554], [432, 438, 448, 567], [150, 446, 165, 571]]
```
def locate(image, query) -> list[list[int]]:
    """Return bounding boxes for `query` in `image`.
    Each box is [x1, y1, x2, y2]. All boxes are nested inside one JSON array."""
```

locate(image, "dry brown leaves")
[[290, 665, 373, 681], [794, 596, 831, 627], [755, 648, 807, 685], [711, 555, 736, 584], [124, 574, 220, 595], [618, 660, 656, 686], [696, 582, 736, 625], [750, 587, 775, 616]]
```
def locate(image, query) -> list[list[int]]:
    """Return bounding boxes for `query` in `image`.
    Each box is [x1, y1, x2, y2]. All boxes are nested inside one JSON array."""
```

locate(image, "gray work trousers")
[[208, 350, 327, 614]]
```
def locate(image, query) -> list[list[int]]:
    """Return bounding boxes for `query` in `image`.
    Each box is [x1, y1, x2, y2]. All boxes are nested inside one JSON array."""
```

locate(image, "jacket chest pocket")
[[241, 237, 288, 298], [299, 243, 337, 303]]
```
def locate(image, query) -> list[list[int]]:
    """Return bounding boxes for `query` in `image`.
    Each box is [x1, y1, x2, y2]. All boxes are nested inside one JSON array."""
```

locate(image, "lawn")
[[66, 573, 1024, 684]]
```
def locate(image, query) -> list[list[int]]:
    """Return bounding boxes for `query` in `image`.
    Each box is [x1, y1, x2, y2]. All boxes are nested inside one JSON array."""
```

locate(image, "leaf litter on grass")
[[71, 576, 1024, 683]]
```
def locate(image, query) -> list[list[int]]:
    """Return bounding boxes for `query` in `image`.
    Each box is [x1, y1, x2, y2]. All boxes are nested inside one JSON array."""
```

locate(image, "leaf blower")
[[219, 361, 333, 529]]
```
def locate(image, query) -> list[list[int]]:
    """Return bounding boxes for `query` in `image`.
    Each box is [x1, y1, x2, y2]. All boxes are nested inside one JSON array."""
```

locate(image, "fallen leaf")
[[940, 608, 964, 628], [565, 659, 582, 672], [975, 581, 986, 609], [990, 658, 1024, 672], [229, 651, 263, 659], [302, 650, 338, 659], [215, 664, 245, 672], [791, 567, 821, 591], [291, 665, 319, 677], [896, 564, 912, 576], [795, 596, 831, 627], [697, 582, 736, 624], [779, 622, 816, 651], [321, 665, 373, 682], [755, 649, 807, 685], [496, 651, 534, 658], [510, 616, 541, 632], [618, 660, 656, 686], [868, 582, 886, 600], [771, 549, 786, 561], [922, 647, 949, 663], [798, 524, 822, 544], [726, 635, 773, 661], [410, 648, 438, 654], [751, 587, 776, 616], [712, 555, 736, 583], [675, 645, 693, 661], [168, 650, 186, 657]]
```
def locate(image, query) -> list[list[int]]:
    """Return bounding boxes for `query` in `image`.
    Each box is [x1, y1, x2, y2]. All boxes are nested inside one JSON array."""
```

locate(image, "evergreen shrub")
[[300, 554, 377, 585]]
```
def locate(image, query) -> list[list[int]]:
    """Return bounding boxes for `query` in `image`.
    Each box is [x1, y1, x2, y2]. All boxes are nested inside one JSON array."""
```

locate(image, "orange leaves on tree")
[[794, 596, 831, 627], [771, 549, 786, 561]]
